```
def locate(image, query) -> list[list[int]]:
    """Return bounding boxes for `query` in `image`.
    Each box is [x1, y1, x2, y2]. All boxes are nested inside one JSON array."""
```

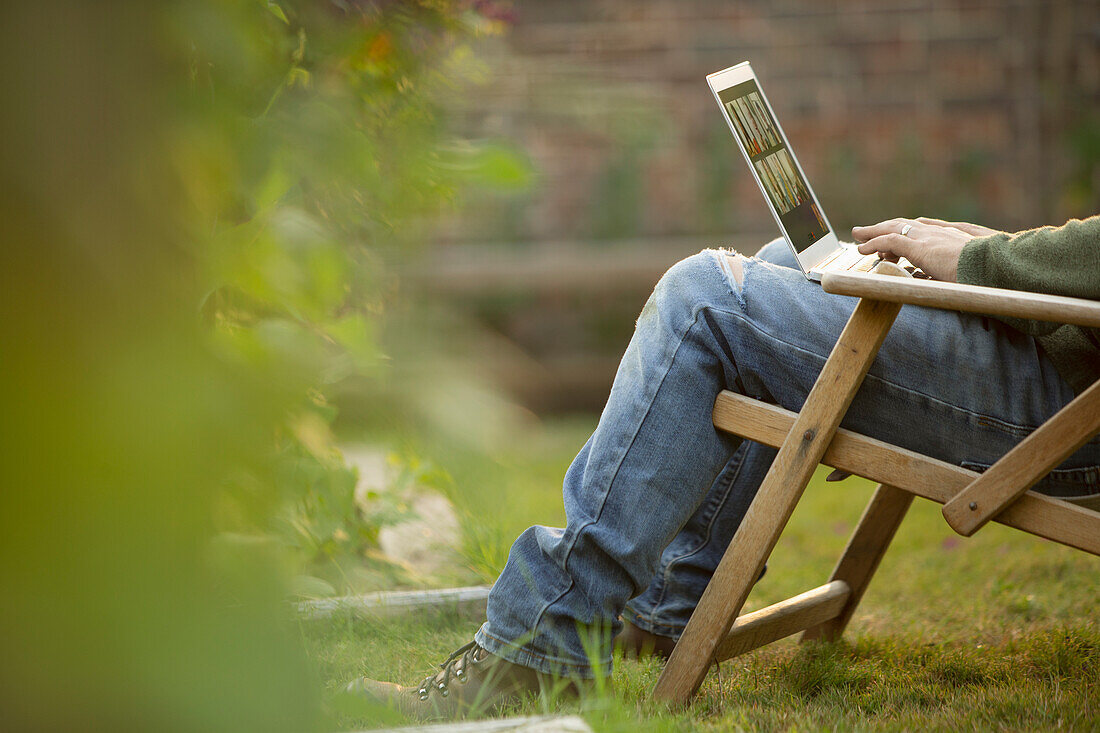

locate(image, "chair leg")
[[652, 297, 901, 706], [801, 483, 913, 643]]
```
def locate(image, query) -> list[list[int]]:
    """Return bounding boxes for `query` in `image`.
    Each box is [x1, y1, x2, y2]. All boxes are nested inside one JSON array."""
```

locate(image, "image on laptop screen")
[[718, 81, 828, 252]]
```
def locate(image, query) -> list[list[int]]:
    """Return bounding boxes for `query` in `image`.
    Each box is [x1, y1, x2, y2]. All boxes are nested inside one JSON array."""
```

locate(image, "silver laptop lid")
[[706, 62, 841, 276]]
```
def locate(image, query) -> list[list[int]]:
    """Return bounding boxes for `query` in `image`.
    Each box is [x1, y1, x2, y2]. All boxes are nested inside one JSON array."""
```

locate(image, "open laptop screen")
[[718, 80, 828, 253]]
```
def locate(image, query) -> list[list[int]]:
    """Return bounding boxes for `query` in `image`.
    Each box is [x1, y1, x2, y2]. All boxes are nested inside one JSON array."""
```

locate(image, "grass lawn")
[[305, 417, 1099, 731]]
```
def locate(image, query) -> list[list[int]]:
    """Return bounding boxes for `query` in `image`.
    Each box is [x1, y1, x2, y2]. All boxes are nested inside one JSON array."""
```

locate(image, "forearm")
[[958, 216, 1100, 297], [956, 216, 1100, 336]]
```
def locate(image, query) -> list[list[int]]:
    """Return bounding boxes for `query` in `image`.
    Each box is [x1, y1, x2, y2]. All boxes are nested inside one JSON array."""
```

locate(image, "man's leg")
[[477, 244, 1099, 678], [475, 250, 762, 679], [620, 239, 793, 645], [354, 241, 1100, 716], [349, 248, 759, 718], [623, 236, 1100, 649]]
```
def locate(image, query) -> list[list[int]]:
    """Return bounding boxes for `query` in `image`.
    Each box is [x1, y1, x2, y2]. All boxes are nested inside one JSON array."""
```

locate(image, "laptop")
[[707, 62, 918, 281]]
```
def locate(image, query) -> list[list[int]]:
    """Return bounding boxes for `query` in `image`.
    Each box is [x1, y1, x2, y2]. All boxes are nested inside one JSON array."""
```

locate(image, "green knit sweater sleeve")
[[956, 216, 1100, 336]]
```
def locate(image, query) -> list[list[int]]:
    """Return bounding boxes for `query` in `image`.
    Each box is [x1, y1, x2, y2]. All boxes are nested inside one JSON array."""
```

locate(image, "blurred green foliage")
[[0, 0, 524, 730], [180, 0, 528, 589]]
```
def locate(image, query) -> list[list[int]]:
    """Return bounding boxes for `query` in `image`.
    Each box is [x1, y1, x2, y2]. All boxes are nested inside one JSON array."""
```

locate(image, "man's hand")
[[851, 217, 1002, 282]]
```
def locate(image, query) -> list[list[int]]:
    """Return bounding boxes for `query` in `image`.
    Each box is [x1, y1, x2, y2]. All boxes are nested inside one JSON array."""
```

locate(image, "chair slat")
[[714, 581, 850, 662], [712, 391, 1100, 555]]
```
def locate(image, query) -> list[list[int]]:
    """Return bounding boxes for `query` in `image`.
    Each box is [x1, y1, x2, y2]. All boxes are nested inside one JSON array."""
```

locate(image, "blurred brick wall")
[[419, 0, 1100, 413], [444, 0, 1100, 245]]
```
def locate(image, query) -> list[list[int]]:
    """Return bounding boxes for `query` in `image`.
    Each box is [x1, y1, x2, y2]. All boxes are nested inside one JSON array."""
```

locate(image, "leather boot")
[[345, 640, 581, 721], [614, 620, 678, 659]]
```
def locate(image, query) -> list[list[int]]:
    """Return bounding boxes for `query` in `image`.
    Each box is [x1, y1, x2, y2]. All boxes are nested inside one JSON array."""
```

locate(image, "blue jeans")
[[474, 239, 1100, 678]]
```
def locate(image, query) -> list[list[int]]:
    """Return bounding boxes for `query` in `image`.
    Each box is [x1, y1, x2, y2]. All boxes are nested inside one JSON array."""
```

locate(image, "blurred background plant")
[[0, 0, 526, 730], [178, 0, 531, 594]]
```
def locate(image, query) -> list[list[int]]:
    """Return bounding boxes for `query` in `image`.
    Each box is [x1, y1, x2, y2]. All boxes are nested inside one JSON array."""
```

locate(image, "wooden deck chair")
[[652, 271, 1100, 706]]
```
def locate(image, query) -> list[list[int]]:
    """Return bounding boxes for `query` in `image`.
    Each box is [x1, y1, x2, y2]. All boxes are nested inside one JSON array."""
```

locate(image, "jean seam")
[[960, 460, 1100, 496], [859, 369, 1100, 449]]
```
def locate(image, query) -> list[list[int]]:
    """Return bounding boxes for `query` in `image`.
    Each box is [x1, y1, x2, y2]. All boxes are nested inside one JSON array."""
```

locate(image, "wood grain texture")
[[714, 581, 850, 662], [653, 298, 901, 706], [712, 391, 1100, 555], [942, 377, 1100, 535], [801, 484, 913, 642], [821, 271, 1100, 328]]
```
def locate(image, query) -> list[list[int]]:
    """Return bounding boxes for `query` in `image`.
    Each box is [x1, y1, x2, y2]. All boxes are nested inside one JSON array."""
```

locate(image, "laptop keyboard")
[[815, 249, 931, 279], [901, 263, 932, 279], [851, 257, 930, 278]]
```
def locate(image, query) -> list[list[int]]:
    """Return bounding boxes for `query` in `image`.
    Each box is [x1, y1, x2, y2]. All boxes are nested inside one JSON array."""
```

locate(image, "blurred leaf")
[[291, 410, 337, 462], [265, 0, 289, 25]]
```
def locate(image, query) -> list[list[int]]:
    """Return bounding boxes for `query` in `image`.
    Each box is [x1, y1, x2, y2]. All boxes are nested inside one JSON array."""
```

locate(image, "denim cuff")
[[474, 623, 607, 680], [619, 606, 685, 641]]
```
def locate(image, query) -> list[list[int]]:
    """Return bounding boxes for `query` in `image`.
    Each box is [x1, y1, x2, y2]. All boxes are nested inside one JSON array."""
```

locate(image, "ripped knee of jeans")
[[725, 254, 744, 286], [710, 249, 745, 291]]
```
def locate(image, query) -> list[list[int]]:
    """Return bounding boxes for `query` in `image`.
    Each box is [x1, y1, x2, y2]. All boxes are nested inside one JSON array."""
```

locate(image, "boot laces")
[[416, 640, 481, 701]]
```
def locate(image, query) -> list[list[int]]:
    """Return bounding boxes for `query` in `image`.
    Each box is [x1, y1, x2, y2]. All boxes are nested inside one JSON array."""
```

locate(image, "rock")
[[377, 489, 463, 578], [341, 444, 464, 580], [371, 715, 593, 732]]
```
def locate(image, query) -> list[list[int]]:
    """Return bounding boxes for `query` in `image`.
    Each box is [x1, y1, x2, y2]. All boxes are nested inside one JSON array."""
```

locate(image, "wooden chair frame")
[[652, 271, 1100, 706]]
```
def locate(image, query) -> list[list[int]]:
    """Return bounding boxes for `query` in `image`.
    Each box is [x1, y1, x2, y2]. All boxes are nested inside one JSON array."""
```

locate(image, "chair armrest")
[[820, 271, 1100, 328]]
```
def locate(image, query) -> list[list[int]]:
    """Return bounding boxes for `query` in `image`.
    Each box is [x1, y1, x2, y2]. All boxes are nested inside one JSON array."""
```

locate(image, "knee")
[[643, 250, 732, 322], [655, 251, 716, 294], [656, 249, 745, 296]]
